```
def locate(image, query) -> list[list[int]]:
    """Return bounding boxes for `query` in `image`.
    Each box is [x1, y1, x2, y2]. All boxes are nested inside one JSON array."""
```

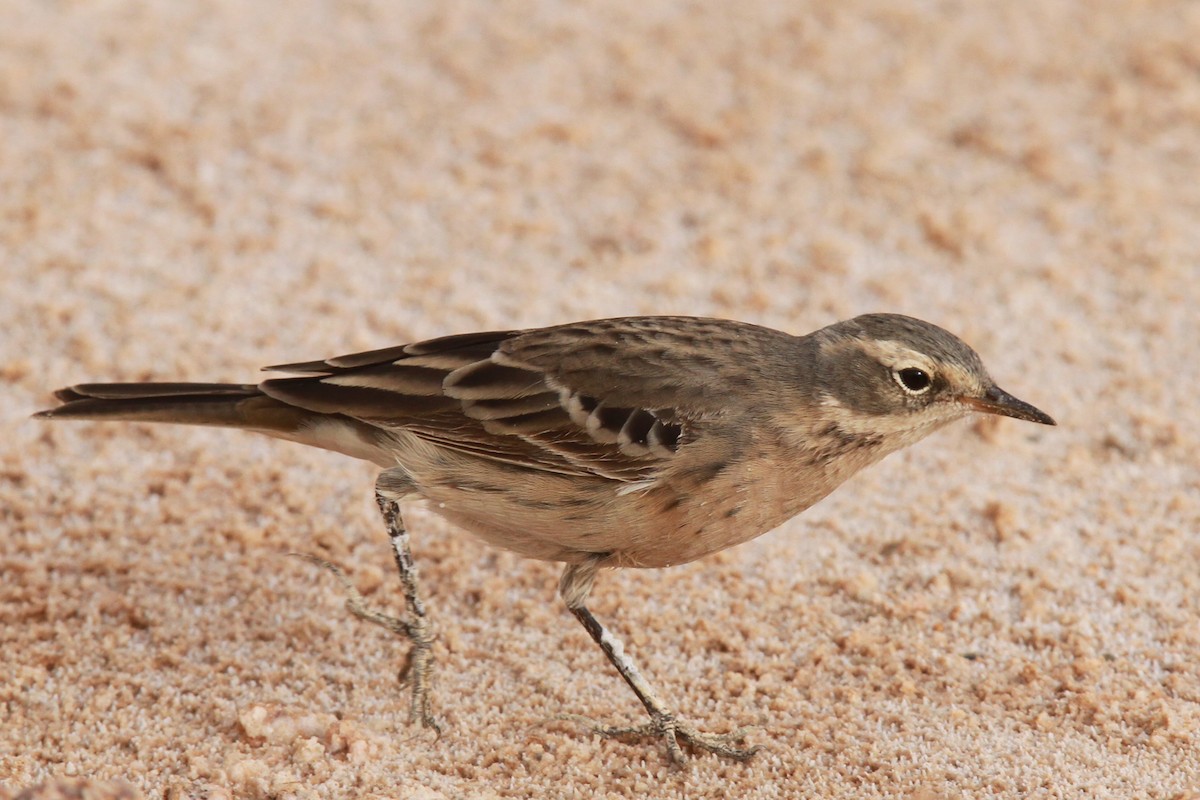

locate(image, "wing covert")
[[257, 322, 716, 483]]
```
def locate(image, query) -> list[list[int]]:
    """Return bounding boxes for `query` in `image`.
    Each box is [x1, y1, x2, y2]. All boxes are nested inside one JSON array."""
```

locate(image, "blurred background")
[[3, 1, 1197, 797]]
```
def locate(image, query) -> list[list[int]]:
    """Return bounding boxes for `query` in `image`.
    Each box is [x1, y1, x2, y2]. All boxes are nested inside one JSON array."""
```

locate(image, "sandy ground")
[[2, 1, 1199, 798]]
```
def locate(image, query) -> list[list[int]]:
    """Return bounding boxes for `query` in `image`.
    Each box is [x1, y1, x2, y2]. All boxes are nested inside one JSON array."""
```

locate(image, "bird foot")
[[560, 712, 762, 763], [395, 630, 439, 733], [292, 553, 442, 733]]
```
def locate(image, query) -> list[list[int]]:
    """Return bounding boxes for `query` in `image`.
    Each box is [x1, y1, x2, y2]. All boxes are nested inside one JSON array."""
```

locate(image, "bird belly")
[[400, 426, 892, 569], [414, 455, 826, 569]]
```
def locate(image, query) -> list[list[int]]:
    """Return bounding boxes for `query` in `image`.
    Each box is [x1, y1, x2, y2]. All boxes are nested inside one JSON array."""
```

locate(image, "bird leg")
[[558, 559, 761, 763], [371, 478, 439, 731], [298, 470, 440, 731]]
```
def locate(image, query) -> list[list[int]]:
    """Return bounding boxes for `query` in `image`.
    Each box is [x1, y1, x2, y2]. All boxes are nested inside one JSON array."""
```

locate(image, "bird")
[[36, 313, 1055, 762]]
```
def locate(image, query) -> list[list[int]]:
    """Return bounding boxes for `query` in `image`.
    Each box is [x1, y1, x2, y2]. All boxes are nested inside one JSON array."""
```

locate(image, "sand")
[[2, 0, 1199, 797]]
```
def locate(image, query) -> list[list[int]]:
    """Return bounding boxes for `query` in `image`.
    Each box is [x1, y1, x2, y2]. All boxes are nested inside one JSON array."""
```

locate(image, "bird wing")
[[259, 317, 781, 482]]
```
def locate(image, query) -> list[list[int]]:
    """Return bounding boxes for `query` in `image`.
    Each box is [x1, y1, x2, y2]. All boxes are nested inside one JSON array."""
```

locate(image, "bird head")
[[811, 313, 1055, 440]]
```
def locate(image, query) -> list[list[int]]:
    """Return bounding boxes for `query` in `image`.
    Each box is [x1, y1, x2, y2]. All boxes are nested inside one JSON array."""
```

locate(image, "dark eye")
[[895, 367, 932, 394]]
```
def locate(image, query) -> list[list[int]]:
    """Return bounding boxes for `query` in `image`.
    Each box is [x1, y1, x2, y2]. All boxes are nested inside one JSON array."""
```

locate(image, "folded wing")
[[260, 321, 727, 483]]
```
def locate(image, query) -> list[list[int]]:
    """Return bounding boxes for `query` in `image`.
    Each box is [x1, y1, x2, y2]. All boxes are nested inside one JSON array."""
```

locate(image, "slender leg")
[[299, 469, 439, 731], [558, 558, 761, 763], [374, 486, 439, 730]]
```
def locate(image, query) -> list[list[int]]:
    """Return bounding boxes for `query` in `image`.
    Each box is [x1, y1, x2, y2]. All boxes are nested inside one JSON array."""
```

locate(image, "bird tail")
[[34, 383, 306, 431], [35, 382, 396, 466]]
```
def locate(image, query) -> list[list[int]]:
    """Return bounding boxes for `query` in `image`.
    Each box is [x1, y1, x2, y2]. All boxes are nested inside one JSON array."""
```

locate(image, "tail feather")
[[37, 383, 304, 431], [52, 382, 260, 403], [36, 382, 397, 466]]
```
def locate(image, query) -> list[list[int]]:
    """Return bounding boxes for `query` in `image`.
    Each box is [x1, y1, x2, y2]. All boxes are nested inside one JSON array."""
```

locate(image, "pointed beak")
[[960, 386, 1056, 426]]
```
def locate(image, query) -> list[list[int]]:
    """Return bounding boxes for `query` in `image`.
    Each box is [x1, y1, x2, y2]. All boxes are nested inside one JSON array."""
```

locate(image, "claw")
[[559, 712, 762, 763], [292, 552, 442, 733]]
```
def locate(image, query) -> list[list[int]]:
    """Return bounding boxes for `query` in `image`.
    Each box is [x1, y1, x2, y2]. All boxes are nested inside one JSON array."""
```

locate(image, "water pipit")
[[37, 313, 1054, 762]]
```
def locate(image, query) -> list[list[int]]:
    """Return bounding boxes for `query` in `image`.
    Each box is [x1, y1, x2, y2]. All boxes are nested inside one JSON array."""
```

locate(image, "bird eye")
[[895, 367, 932, 394]]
